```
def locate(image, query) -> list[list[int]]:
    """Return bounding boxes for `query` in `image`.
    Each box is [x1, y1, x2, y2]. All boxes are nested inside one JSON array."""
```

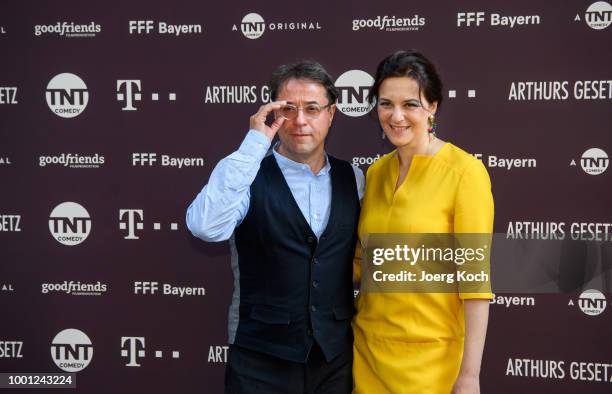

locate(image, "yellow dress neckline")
[[390, 143, 451, 196], [390, 142, 451, 163]]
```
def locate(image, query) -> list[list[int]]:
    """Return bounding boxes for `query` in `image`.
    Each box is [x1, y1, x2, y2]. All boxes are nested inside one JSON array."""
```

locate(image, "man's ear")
[[328, 104, 336, 127]]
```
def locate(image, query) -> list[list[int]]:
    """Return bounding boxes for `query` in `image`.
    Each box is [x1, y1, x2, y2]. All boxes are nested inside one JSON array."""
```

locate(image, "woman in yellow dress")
[[353, 50, 494, 394]]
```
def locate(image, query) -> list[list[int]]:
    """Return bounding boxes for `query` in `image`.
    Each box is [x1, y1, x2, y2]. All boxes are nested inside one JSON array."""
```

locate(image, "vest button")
[[311, 305, 317, 312], [307, 236, 314, 243], [312, 258, 319, 265], [312, 280, 319, 288]]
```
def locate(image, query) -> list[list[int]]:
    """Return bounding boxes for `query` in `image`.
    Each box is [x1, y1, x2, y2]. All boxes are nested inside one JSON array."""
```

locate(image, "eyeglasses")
[[276, 103, 332, 120]]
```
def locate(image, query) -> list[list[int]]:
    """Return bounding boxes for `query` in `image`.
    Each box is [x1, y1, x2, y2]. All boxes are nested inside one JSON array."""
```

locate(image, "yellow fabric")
[[353, 143, 494, 394]]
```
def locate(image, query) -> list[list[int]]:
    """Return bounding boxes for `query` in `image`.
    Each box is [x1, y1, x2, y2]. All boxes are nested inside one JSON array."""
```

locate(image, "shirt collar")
[[272, 141, 331, 176]]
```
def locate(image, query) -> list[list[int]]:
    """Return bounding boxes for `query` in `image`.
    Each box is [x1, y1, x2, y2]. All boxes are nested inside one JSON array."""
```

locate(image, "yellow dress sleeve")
[[454, 159, 494, 233], [454, 159, 495, 300]]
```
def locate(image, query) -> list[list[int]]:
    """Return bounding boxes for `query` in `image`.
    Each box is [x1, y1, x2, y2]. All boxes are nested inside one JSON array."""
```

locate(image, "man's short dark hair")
[[269, 60, 338, 104]]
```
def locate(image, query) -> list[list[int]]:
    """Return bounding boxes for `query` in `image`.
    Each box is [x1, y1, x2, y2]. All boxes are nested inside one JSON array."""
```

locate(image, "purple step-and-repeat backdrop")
[[1, 1, 611, 393]]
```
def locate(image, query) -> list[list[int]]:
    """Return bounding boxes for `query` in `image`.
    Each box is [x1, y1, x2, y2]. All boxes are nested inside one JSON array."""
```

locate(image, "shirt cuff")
[[238, 129, 272, 159]]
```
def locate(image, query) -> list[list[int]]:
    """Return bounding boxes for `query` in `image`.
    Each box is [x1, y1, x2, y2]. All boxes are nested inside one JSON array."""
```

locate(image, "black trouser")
[[224, 343, 352, 394]]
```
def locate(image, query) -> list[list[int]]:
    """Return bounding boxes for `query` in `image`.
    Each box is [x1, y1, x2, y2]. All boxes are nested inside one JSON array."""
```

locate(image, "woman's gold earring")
[[427, 114, 437, 136]]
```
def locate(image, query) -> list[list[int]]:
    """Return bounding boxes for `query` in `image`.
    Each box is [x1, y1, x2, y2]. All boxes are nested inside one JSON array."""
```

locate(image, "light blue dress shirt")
[[186, 129, 365, 241]]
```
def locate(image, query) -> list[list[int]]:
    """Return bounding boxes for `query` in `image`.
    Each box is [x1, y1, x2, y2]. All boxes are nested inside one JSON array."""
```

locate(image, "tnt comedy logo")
[[570, 289, 608, 316], [577, 148, 609, 175], [584, 1, 612, 30], [50, 329, 93, 372], [240, 13, 265, 39], [45, 73, 89, 118], [335, 70, 374, 117], [48, 202, 91, 246]]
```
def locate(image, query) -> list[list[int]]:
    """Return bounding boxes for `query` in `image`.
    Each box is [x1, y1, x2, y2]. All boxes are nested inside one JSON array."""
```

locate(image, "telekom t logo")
[[121, 337, 145, 367], [117, 80, 142, 111], [118, 209, 179, 239], [116, 80, 176, 110], [119, 209, 144, 239]]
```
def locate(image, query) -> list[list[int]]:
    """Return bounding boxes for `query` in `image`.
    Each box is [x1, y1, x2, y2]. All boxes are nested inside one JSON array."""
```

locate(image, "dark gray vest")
[[234, 154, 360, 362]]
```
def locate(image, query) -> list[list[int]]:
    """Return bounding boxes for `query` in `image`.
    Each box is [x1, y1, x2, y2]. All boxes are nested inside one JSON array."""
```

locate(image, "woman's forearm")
[[459, 299, 490, 377]]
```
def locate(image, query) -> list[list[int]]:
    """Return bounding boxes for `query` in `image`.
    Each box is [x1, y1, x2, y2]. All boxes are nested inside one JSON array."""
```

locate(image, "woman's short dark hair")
[[269, 60, 338, 104], [368, 50, 443, 110]]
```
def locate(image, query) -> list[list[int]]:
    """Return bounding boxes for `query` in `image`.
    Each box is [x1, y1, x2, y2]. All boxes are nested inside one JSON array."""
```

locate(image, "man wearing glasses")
[[186, 61, 364, 393]]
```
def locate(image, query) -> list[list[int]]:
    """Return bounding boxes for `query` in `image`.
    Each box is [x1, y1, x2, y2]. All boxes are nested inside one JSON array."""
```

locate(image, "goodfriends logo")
[[45, 73, 88, 118], [50, 329, 93, 372], [234, 12, 322, 39], [34, 22, 101, 37], [352, 15, 425, 31], [49, 202, 91, 246], [39, 154, 105, 169], [42, 281, 107, 296], [352, 154, 381, 167], [582, 1, 612, 30], [335, 70, 375, 117], [569, 148, 609, 175]]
